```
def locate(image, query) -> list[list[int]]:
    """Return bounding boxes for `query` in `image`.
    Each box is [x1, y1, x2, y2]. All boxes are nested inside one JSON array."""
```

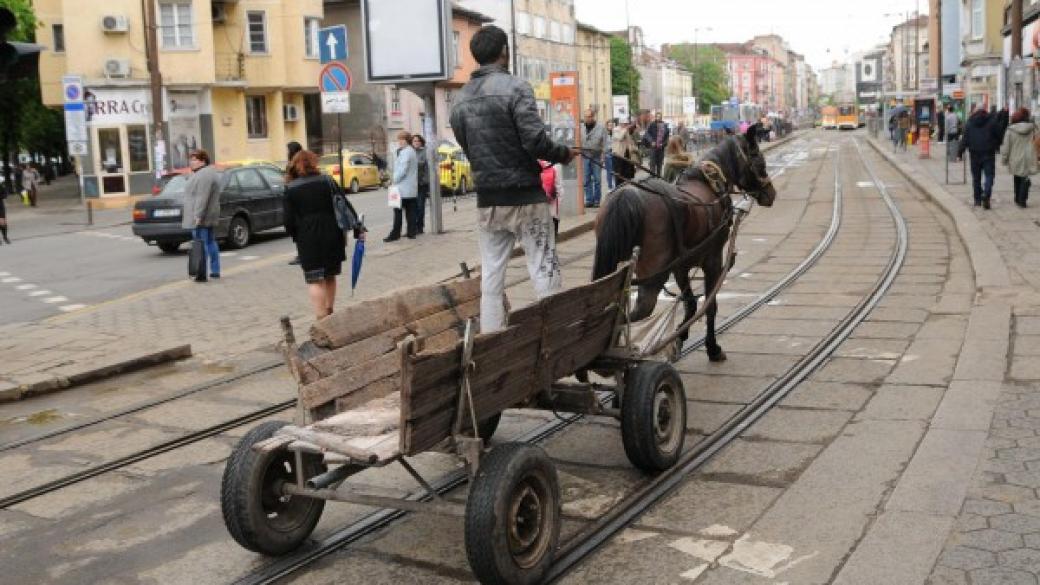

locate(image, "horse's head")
[[732, 123, 776, 207]]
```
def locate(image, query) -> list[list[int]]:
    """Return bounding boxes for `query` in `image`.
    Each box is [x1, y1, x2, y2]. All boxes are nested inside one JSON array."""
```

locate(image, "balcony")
[[215, 52, 245, 84]]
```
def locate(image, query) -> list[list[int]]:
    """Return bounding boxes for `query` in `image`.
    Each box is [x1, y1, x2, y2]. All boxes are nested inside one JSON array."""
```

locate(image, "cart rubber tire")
[[221, 420, 326, 556], [477, 413, 502, 444], [465, 443, 560, 585], [157, 241, 180, 253], [621, 361, 687, 472]]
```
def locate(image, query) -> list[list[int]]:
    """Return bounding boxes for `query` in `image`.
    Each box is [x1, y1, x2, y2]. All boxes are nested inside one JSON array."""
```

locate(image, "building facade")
[[885, 15, 929, 98], [576, 23, 611, 118], [36, 0, 322, 198], [723, 45, 782, 109], [959, 0, 1003, 109]]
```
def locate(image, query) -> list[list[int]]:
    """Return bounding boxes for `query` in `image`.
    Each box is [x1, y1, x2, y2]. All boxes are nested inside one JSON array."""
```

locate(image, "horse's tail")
[[592, 187, 645, 280]]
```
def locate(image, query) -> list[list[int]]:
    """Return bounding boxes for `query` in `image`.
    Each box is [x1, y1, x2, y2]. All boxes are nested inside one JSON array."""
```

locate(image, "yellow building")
[[35, 0, 322, 198], [576, 22, 611, 119]]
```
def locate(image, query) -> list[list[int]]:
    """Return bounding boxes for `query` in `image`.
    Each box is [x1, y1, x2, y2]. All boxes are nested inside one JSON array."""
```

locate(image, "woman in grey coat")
[[1000, 108, 1038, 208], [384, 130, 418, 241], [182, 149, 222, 281]]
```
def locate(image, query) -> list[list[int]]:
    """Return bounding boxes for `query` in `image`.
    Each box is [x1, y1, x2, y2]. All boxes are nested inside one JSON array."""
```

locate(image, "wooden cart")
[[220, 259, 688, 585]]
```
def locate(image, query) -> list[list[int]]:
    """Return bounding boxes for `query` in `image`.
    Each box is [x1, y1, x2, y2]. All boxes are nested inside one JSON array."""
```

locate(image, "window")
[[52, 24, 64, 52], [159, 1, 194, 49], [562, 24, 574, 44], [452, 31, 460, 68], [516, 11, 530, 35], [247, 11, 268, 54], [532, 16, 546, 39], [246, 95, 268, 139], [127, 125, 150, 172], [304, 17, 320, 59], [258, 166, 285, 188], [971, 0, 983, 40], [235, 169, 266, 190], [549, 20, 561, 42], [390, 88, 401, 114]]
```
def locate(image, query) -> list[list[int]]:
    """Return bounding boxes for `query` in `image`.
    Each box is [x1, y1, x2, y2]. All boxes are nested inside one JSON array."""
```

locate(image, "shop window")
[[247, 11, 268, 54], [159, 0, 194, 49], [246, 95, 268, 139], [304, 17, 320, 59], [52, 24, 64, 52], [971, 0, 983, 40], [127, 125, 150, 172], [390, 88, 401, 114]]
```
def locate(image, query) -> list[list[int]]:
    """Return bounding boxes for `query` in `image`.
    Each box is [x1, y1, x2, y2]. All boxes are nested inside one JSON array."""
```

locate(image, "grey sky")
[[574, 0, 930, 71]]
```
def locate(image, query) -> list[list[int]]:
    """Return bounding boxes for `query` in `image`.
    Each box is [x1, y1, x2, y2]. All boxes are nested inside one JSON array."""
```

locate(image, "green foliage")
[[666, 44, 729, 114], [610, 36, 640, 114], [19, 91, 65, 155], [0, 0, 38, 42]]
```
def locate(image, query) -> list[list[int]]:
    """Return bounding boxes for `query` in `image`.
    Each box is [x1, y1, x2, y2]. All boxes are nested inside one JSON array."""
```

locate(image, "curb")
[[864, 136, 1011, 290], [0, 344, 193, 403]]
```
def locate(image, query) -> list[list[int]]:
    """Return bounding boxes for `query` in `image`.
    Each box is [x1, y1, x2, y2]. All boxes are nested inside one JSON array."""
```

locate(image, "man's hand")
[[564, 147, 581, 164]]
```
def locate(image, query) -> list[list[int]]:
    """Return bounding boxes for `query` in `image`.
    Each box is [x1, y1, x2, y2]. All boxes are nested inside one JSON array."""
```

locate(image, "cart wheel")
[[477, 413, 502, 444], [621, 361, 687, 472], [221, 421, 327, 555], [465, 443, 560, 585]]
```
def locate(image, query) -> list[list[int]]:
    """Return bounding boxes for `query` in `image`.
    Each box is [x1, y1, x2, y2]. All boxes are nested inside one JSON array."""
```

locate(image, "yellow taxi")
[[437, 143, 474, 195], [319, 151, 381, 193]]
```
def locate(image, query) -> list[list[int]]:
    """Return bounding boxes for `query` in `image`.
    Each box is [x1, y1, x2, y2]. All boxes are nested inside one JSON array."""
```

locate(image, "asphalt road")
[[0, 187, 408, 324]]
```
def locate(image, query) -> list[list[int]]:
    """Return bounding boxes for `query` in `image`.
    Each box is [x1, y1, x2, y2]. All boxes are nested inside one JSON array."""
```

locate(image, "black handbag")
[[188, 240, 205, 277], [325, 176, 359, 233]]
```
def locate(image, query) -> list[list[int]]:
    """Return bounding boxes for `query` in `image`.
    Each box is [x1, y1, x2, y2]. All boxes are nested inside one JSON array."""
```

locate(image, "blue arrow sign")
[[319, 25, 348, 64]]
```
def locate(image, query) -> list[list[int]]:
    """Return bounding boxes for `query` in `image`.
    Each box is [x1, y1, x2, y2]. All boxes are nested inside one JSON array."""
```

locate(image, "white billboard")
[[361, 0, 451, 84], [612, 95, 629, 121]]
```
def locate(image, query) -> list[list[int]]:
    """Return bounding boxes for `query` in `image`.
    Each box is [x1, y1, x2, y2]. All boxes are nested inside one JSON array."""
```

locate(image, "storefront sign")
[[85, 88, 150, 125]]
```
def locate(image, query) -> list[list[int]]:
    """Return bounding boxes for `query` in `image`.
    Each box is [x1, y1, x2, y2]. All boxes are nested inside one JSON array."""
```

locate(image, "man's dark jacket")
[[958, 111, 1002, 158], [643, 120, 671, 150], [450, 64, 570, 208]]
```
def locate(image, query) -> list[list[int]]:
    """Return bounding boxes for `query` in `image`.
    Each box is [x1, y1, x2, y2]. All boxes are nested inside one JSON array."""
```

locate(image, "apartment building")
[[35, 0, 322, 198], [576, 22, 611, 118]]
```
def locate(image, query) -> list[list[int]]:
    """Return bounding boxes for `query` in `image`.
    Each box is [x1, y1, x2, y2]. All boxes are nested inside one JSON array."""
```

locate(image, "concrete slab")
[[701, 438, 821, 486], [780, 382, 873, 411], [887, 428, 988, 516], [833, 510, 953, 585], [743, 407, 852, 444], [855, 385, 944, 421], [886, 337, 963, 386], [687, 402, 744, 435], [954, 335, 1008, 382], [637, 479, 782, 536], [932, 381, 1003, 432], [682, 374, 770, 404], [11, 474, 142, 520], [810, 357, 895, 384]]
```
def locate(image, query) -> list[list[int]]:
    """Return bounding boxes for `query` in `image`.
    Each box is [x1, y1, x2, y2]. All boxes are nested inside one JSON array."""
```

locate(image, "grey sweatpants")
[[477, 203, 562, 333]]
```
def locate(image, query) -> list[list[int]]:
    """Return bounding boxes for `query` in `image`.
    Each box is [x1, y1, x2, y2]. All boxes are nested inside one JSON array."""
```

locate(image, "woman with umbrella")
[[284, 150, 361, 319]]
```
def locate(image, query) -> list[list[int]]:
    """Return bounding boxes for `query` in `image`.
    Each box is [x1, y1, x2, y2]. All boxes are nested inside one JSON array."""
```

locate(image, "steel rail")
[[544, 137, 908, 582]]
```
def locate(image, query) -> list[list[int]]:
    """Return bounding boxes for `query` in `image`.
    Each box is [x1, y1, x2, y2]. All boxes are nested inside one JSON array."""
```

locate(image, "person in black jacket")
[[449, 25, 575, 333], [286, 141, 303, 265], [411, 134, 429, 234], [958, 107, 1004, 208], [284, 150, 348, 319], [643, 111, 670, 175]]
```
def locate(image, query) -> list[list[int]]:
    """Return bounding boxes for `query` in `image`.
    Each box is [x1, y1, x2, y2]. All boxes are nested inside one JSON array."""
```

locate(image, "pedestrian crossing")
[[0, 270, 87, 314]]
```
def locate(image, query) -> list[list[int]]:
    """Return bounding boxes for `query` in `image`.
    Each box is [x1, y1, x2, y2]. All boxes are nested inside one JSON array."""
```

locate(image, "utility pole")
[[1012, 0, 1024, 58], [142, 0, 166, 182]]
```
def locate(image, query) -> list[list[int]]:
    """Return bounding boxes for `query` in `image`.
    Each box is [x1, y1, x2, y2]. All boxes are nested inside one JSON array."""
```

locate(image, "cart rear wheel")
[[621, 361, 686, 472], [465, 443, 560, 585], [221, 420, 326, 555]]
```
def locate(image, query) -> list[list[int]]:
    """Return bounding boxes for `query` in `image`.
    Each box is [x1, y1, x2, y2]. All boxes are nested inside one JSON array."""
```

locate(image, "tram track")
[[230, 135, 854, 585]]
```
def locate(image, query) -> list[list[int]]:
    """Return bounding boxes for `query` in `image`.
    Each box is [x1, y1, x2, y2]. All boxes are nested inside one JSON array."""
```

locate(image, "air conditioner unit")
[[101, 15, 129, 33], [283, 103, 300, 122], [212, 3, 229, 23], [104, 58, 132, 78]]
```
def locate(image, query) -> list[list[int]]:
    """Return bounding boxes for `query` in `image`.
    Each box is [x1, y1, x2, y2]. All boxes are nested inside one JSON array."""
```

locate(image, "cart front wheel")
[[221, 421, 326, 555], [465, 443, 560, 585], [621, 361, 687, 472]]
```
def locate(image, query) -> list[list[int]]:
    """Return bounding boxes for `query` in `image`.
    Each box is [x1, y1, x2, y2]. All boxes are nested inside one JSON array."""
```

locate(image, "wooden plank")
[[310, 278, 482, 348], [334, 376, 399, 414], [274, 426, 381, 463], [306, 327, 408, 378], [408, 298, 479, 338], [300, 351, 400, 411]]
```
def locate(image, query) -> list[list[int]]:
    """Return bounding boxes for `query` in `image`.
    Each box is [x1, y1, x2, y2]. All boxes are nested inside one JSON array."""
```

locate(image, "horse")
[[592, 124, 777, 362]]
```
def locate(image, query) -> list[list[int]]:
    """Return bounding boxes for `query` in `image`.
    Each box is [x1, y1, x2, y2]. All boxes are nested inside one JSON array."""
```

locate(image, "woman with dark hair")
[[286, 141, 304, 266], [411, 134, 429, 234], [284, 150, 349, 319], [1000, 107, 1038, 208]]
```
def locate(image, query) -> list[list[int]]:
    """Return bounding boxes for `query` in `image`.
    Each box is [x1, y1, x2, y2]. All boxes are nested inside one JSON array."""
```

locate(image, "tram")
[[837, 103, 859, 130], [821, 105, 838, 129]]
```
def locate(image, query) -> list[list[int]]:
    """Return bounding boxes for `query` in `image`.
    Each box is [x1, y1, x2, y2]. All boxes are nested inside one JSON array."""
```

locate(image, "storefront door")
[[94, 127, 127, 196]]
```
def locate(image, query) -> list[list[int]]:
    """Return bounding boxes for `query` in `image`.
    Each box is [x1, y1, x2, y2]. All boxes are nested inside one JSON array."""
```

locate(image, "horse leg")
[[629, 283, 662, 322], [703, 260, 727, 362], [674, 268, 697, 346]]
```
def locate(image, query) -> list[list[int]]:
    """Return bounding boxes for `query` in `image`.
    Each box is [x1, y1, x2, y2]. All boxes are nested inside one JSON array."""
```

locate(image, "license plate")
[[153, 209, 181, 218]]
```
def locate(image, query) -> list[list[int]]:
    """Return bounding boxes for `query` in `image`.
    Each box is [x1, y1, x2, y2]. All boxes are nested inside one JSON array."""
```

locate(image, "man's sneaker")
[[983, 199, 991, 210]]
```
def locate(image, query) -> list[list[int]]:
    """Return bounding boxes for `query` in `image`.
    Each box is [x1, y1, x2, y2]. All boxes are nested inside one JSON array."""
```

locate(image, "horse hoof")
[[708, 349, 727, 362]]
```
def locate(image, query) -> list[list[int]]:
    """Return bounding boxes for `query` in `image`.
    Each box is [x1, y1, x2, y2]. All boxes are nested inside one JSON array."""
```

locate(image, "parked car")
[[132, 163, 287, 253], [319, 151, 381, 194], [438, 142, 474, 195]]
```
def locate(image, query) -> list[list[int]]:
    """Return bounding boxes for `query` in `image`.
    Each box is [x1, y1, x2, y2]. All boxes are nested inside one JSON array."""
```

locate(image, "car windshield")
[[319, 155, 340, 166], [160, 175, 189, 196]]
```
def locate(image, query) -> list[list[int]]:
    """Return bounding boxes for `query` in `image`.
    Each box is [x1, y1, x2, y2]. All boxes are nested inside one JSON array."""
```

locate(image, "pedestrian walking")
[[604, 119, 616, 190], [945, 105, 960, 161], [384, 130, 418, 242], [662, 135, 694, 183], [286, 141, 303, 266], [284, 150, 353, 319], [896, 112, 910, 151], [642, 111, 670, 176], [888, 114, 897, 143], [411, 134, 429, 234], [1000, 107, 1038, 208], [0, 186, 9, 245], [539, 160, 563, 235], [182, 149, 222, 282], [958, 107, 1003, 209], [20, 163, 39, 207], [449, 24, 575, 333], [582, 108, 608, 207], [611, 121, 640, 182]]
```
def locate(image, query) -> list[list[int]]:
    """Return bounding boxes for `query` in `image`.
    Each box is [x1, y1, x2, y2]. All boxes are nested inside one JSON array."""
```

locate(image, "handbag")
[[325, 176, 359, 233], [187, 239, 205, 277], [387, 185, 402, 209]]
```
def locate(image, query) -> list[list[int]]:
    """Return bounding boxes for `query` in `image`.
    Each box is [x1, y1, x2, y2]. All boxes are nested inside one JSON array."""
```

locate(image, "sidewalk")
[[866, 134, 1040, 584], [4, 175, 132, 240]]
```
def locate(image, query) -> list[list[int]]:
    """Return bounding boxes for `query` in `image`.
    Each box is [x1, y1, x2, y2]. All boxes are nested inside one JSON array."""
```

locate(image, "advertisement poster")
[[550, 72, 579, 147], [168, 92, 201, 169]]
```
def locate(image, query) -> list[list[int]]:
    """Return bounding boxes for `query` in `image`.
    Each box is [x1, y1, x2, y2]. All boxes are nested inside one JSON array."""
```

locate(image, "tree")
[[666, 45, 729, 114], [610, 36, 640, 115]]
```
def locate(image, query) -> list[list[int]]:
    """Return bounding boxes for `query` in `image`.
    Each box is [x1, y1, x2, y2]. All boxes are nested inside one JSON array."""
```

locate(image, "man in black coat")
[[642, 111, 670, 176], [958, 107, 1004, 209]]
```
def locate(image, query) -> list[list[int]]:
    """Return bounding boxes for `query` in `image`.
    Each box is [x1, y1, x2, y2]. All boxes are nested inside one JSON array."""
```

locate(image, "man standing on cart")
[[450, 25, 576, 333]]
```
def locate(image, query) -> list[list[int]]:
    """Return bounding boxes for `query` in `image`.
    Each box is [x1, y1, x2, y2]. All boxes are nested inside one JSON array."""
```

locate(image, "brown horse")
[[592, 124, 776, 361]]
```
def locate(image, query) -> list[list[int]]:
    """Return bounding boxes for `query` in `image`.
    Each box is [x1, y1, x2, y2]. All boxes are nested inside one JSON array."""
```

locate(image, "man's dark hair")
[[470, 25, 508, 66]]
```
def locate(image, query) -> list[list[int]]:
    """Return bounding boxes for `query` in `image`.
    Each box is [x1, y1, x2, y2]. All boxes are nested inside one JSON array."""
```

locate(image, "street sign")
[[319, 25, 348, 64], [69, 141, 87, 156], [62, 75, 88, 156], [682, 96, 698, 114], [321, 91, 351, 114], [62, 75, 83, 103], [319, 62, 353, 92], [612, 95, 629, 121]]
